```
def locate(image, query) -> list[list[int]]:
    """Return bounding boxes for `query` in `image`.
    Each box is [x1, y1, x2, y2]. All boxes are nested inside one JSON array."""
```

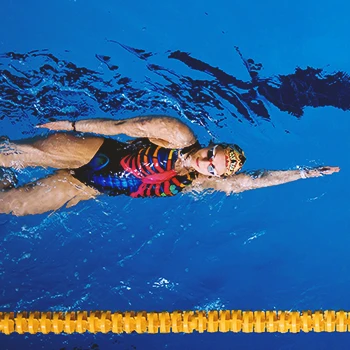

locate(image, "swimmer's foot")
[[0, 167, 18, 191], [0, 136, 10, 154]]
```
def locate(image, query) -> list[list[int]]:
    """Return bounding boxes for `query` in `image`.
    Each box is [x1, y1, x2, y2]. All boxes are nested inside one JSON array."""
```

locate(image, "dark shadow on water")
[[0, 45, 349, 129]]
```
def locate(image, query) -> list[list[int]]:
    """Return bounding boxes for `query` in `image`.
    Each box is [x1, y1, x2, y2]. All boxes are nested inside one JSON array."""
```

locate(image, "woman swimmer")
[[0, 115, 340, 216]]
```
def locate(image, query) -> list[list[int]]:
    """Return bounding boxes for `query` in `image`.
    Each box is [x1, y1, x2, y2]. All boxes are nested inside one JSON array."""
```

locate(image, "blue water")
[[1, 0, 350, 349]]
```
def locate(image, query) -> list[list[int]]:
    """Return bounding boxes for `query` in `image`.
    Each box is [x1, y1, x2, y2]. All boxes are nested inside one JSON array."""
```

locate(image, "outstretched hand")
[[36, 120, 73, 131], [306, 166, 340, 178]]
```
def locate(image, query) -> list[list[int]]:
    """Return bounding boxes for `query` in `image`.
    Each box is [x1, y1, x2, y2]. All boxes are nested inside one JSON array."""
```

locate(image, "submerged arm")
[[37, 115, 197, 149], [191, 166, 340, 194]]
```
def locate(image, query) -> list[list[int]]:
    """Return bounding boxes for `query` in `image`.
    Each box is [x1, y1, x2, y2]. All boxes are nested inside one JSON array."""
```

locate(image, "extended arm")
[[191, 166, 340, 194], [37, 115, 197, 149]]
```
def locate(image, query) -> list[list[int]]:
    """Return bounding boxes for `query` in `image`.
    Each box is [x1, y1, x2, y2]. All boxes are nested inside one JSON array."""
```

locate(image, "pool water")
[[0, 0, 349, 349]]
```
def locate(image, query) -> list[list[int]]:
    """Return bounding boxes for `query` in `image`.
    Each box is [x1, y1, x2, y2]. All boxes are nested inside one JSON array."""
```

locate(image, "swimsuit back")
[[73, 138, 198, 198]]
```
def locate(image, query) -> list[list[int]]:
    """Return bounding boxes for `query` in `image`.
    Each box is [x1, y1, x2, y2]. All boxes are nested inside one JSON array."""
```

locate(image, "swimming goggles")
[[207, 145, 219, 176]]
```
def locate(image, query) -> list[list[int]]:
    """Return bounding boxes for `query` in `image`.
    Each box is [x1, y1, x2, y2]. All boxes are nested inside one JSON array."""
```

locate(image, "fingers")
[[316, 166, 340, 175], [35, 121, 73, 131], [35, 122, 59, 130], [35, 123, 50, 129], [302, 166, 340, 179]]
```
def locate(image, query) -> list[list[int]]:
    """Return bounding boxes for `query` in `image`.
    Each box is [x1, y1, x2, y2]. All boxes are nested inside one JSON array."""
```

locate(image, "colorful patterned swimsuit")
[[72, 138, 199, 198]]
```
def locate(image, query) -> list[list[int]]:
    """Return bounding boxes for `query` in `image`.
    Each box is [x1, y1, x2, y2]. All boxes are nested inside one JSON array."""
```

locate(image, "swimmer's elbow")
[[193, 175, 245, 195]]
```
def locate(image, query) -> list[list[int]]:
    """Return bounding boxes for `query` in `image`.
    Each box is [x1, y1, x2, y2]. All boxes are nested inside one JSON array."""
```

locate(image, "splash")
[[0, 45, 349, 130]]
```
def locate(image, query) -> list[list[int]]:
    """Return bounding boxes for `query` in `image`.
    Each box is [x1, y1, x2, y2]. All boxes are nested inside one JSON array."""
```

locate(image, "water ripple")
[[1, 44, 349, 136]]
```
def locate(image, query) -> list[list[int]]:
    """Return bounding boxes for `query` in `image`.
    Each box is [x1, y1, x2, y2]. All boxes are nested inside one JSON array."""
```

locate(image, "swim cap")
[[222, 144, 246, 176]]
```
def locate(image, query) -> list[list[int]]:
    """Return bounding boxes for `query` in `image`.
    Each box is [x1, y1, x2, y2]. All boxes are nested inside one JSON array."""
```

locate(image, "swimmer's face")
[[191, 145, 227, 177]]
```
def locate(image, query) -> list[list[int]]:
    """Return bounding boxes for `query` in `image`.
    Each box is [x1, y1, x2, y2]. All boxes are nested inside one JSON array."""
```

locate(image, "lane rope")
[[0, 310, 348, 334]]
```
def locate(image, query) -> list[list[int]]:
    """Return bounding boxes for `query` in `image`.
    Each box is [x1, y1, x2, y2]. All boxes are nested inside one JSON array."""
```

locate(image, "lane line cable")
[[0, 310, 348, 334]]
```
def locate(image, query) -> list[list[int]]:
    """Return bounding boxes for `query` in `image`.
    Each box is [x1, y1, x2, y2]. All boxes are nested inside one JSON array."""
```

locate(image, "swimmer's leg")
[[0, 170, 100, 216], [0, 133, 104, 169]]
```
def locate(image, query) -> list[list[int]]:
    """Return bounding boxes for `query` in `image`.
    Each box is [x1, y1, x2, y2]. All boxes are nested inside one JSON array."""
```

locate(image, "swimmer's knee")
[[32, 133, 74, 150], [0, 191, 22, 215]]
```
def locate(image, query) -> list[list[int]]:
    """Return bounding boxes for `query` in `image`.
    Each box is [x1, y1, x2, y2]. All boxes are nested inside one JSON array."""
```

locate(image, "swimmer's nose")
[[200, 155, 210, 163], [199, 158, 210, 166]]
